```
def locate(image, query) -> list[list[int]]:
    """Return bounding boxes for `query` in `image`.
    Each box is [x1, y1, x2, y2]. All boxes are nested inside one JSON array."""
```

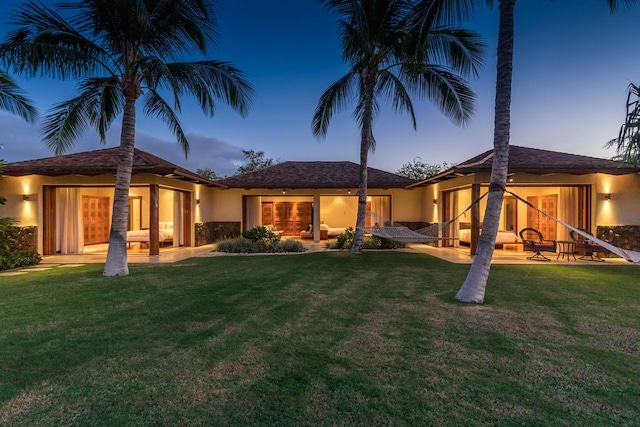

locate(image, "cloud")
[[0, 113, 246, 177]]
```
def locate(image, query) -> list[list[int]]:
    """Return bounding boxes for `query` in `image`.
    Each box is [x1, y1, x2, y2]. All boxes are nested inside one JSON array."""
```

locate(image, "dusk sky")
[[0, 0, 639, 177]]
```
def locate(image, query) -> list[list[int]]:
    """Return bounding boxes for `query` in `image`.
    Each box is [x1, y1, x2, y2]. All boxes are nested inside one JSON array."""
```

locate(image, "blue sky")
[[0, 0, 639, 177]]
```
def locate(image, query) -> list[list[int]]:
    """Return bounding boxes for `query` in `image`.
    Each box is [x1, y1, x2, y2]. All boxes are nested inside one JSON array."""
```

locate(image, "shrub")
[[327, 227, 405, 250], [216, 237, 259, 253], [242, 226, 280, 252], [327, 227, 354, 249], [274, 239, 305, 253], [0, 250, 42, 271]]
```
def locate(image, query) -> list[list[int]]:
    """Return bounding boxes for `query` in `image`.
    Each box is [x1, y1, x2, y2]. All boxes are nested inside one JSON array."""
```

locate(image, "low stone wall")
[[597, 225, 640, 252], [195, 222, 241, 247], [0, 225, 38, 253]]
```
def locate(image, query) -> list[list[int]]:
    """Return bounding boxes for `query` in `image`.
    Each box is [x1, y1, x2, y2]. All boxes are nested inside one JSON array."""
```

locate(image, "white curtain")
[[369, 196, 391, 225], [557, 187, 579, 241], [246, 196, 261, 229], [173, 191, 183, 247], [57, 188, 84, 254]]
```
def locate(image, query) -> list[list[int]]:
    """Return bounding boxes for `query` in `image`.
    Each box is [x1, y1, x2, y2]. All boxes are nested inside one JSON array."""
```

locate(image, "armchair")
[[519, 228, 557, 261], [569, 228, 609, 262]]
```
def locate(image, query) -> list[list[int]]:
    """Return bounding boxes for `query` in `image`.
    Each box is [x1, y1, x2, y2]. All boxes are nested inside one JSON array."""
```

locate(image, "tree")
[[314, 0, 483, 254], [606, 82, 640, 164], [2, 0, 254, 276], [196, 167, 222, 181], [236, 149, 276, 174], [397, 158, 450, 180], [435, 0, 636, 303]]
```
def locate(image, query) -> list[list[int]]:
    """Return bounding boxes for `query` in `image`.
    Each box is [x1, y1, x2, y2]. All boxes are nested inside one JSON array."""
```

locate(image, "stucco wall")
[[595, 173, 640, 225]]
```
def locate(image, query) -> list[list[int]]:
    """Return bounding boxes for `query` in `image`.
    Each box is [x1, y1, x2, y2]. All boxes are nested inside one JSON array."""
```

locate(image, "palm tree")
[[423, 0, 636, 303], [1, 0, 254, 276], [607, 82, 640, 164], [314, 0, 483, 253]]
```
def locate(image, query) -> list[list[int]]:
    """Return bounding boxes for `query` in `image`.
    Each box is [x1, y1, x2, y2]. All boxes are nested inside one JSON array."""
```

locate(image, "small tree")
[[236, 149, 276, 174], [396, 158, 450, 180], [196, 167, 222, 181]]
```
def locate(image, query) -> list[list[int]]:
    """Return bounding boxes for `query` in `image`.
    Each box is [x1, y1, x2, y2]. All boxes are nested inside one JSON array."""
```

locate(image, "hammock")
[[362, 192, 488, 244], [505, 189, 640, 264]]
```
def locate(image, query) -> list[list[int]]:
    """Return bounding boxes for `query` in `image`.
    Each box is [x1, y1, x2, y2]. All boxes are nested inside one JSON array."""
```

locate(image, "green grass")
[[1, 252, 639, 426]]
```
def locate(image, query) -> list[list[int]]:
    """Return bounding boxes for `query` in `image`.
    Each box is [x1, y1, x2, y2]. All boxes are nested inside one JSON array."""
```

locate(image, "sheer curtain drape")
[[245, 196, 261, 229], [557, 187, 579, 241], [56, 188, 84, 254]]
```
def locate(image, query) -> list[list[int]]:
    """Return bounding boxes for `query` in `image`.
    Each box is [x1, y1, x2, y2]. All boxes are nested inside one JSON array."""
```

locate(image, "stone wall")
[[0, 225, 38, 253], [597, 225, 640, 252], [195, 222, 241, 247]]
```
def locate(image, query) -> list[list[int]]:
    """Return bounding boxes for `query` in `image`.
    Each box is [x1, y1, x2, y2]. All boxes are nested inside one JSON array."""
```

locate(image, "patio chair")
[[519, 228, 557, 261], [569, 228, 609, 262]]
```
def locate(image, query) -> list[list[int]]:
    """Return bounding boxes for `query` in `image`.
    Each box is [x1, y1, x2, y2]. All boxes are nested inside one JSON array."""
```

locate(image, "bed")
[[459, 228, 519, 246], [126, 221, 174, 245]]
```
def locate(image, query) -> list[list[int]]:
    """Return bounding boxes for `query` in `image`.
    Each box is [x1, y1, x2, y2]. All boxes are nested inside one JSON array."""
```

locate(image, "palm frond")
[[312, 72, 358, 138], [147, 60, 254, 118], [606, 83, 640, 164], [377, 71, 416, 129], [142, 88, 189, 157], [41, 77, 121, 154], [405, 64, 475, 126], [0, 70, 38, 123], [423, 28, 484, 78], [1, 1, 114, 79]]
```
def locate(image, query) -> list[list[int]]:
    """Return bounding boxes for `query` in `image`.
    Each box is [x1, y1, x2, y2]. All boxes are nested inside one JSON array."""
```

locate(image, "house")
[[1, 147, 222, 256], [2, 144, 639, 258], [410, 145, 640, 254]]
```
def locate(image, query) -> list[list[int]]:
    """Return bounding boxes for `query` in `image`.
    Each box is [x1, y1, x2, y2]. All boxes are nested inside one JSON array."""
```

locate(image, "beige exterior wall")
[[595, 173, 640, 225], [0, 173, 208, 253]]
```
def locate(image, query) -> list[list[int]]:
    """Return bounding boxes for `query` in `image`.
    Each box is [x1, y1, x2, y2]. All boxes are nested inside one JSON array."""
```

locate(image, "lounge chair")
[[569, 228, 609, 262], [519, 228, 557, 261]]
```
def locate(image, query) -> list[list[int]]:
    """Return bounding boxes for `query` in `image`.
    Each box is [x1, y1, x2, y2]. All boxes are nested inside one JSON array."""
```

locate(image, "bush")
[[0, 250, 42, 271], [242, 226, 280, 252], [0, 218, 41, 271], [327, 227, 354, 249], [273, 239, 305, 253], [216, 238, 260, 253], [327, 227, 405, 250]]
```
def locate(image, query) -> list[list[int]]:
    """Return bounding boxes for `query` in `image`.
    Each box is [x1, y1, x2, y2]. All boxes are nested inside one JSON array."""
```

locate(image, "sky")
[[0, 0, 639, 177]]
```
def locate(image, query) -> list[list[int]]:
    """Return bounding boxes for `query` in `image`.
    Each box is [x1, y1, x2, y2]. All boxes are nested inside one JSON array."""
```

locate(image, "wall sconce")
[[195, 198, 201, 205], [604, 193, 611, 200], [433, 198, 438, 205], [282, 189, 286, 194], [22, 194, 30, 202], [347, 189, 351, 195]]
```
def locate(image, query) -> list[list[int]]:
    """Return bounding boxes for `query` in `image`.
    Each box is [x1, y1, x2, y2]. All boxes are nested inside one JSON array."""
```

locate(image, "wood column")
[[43, 186, 56, 255], [150, 184, 159, 255], [313, 194, 321, 242], [470, 184, 481, 255]]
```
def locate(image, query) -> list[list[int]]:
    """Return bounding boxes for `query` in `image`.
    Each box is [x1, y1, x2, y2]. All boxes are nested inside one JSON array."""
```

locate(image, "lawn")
[[1, 252, 639, 426]]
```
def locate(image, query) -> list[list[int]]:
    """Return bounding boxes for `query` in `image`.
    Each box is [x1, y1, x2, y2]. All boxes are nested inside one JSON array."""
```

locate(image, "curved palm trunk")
[[350, 73, 376, 254], [103, 96, 137, 276], [456, 0, 514, 303]]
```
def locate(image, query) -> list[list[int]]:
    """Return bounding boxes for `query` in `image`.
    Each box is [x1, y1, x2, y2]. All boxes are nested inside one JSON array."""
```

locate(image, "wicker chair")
[[569, 228, 609, 262], [519, 228, 557, 261]]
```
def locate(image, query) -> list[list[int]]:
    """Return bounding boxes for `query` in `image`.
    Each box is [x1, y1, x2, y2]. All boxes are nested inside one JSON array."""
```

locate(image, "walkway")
[[1, 240, 630, 277]]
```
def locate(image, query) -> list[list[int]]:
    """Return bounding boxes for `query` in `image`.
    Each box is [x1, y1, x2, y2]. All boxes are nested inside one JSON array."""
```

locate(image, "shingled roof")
[[3, 147, 222, 187], [410, 145, 640, 186], [216, 161, 416, 189]]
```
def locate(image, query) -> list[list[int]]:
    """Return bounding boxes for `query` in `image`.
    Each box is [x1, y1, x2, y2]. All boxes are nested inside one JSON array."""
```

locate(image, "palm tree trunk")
[[456, 0, 514, 303], [350, 72, 376, 254], [103, 96, 137, 276]]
